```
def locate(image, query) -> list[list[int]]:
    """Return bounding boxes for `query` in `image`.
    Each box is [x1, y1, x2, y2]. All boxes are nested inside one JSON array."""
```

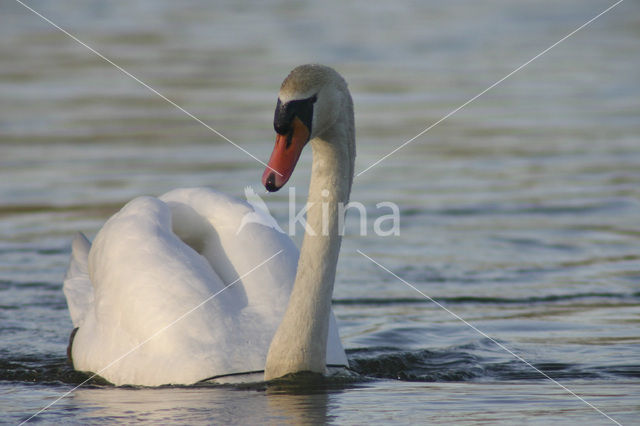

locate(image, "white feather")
[[63, 188, 347, 386]]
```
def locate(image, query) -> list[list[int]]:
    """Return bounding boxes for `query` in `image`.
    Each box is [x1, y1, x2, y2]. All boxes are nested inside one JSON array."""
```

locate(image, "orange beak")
[[262, 116, 310, 192]]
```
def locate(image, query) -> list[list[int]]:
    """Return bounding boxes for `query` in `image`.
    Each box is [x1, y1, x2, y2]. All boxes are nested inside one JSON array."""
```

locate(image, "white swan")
[[63, 64, 356, 386]]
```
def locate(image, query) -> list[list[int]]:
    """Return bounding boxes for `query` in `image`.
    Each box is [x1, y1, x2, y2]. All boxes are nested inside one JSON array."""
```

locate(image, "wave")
[[347, 345, 640, 382], [0, 355, 109, 386], [2, 344, 638, 387], [334, 292, 640, 306]]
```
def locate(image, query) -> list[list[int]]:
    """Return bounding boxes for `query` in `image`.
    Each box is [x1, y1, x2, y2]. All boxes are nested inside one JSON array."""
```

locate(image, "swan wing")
[[66, 187, 346, 385], [70, 195, 229, 385], [160, 188, 296, 310], [67, 189, 294, 385], [162, 188, 347, 366]]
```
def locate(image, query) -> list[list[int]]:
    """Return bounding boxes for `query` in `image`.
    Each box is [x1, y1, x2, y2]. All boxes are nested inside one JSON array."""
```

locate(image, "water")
[[1, 0, 639, 424]]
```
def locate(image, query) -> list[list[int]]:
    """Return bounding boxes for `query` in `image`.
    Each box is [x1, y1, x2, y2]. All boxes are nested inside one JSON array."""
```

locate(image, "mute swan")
[[63, 64, 355, 386]]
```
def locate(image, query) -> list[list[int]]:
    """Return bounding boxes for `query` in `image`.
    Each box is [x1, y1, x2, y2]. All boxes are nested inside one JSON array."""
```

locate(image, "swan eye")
[[273, 94, 317, 136]]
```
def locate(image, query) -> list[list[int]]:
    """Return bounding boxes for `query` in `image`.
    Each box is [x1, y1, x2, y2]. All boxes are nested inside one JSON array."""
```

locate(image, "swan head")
[[262, 64, 349, 192]]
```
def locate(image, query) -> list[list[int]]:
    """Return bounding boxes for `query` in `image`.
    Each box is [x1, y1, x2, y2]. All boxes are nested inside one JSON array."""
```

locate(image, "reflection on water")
[[64, 386, 334, 424], [1, 0, 639, 424], [6, 380, 638, 424]]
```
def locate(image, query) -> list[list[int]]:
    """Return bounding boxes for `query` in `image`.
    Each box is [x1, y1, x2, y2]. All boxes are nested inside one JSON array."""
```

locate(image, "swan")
[[63, 64, 356, 386]]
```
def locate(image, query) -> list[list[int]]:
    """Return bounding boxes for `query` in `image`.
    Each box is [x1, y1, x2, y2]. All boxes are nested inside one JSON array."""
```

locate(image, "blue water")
[[1, 0, 639, 424]]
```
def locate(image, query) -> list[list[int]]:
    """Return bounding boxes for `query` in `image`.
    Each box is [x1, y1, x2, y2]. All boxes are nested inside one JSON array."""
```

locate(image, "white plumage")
[[64, 188, 347, 386], [63, 64, 356, 386]]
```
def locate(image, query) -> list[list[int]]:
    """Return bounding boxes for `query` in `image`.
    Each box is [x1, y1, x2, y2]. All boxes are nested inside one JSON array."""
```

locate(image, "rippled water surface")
[[1, 0, 639, 424]]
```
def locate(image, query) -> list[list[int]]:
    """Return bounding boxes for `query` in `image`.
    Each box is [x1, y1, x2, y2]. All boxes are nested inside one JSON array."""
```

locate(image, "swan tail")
[[63, 232, 94, 328]]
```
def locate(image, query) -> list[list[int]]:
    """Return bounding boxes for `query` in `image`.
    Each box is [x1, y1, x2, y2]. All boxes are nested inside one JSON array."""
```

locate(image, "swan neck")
[[264, 108, 354, 380]]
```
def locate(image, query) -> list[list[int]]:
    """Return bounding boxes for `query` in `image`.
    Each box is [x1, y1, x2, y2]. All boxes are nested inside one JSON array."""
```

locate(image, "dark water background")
[[1, 0, 639, 424]]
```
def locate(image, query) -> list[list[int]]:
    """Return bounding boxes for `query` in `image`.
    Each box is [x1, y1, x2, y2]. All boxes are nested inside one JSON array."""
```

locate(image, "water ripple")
[[347, 346, 640, 382], [334, 292, 640, 306]]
